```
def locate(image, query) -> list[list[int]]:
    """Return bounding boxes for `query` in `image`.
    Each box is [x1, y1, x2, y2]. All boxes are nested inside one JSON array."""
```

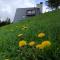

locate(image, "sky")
[[0, 0, 46, 22]]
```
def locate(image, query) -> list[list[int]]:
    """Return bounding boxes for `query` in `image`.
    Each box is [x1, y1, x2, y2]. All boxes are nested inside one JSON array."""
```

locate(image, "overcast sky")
[[0, 0, 45, 22]]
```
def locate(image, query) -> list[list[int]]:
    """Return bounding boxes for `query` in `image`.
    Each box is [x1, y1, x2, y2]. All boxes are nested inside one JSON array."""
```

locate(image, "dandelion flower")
[[19, 40, 27, 47], [41, 41, 51, 47], [28, 41, 36, 46], [36, 44, 44, 49], [36, 41, 51, 49], [38, 32, 45, 38], [18, 34, 23, 37]]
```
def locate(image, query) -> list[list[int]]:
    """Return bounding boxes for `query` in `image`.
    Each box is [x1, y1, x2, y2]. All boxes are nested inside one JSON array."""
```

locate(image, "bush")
[[0, 18, 11, 27]]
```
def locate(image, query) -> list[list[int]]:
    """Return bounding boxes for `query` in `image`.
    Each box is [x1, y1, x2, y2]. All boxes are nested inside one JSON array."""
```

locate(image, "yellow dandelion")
[[36, 41, 51, 49], [17, 34, 23, 37], [28, 41, 36, 46], [36, 44, 44, 49], [41, 41, 51, 47], [19, 40, 27, 47], [38, 32, 45, 38]]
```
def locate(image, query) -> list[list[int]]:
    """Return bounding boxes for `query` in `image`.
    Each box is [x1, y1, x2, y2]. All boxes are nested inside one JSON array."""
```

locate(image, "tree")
[[0, 17, 11, 27], [5, 17, 11, 24], [48, 0, 60, 9]]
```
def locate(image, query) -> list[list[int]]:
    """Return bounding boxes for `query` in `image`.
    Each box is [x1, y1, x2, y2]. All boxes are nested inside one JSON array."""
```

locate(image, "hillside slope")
[[0, 10, 60, 60]]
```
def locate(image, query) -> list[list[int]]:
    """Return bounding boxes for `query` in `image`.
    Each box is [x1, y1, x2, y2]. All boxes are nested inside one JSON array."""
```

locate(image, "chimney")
[[36, 2, 43, 13]]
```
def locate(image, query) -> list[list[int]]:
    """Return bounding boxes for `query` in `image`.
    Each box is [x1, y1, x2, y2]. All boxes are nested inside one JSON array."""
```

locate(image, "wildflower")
[[38, 32, 45, 38], [17, 34, 23, 37], [36, 44, 44, 49], [36, 41, 51, 49], [19, 40, 27, 47], [41, 41, 51, 47], [28, 41, 36, 46]]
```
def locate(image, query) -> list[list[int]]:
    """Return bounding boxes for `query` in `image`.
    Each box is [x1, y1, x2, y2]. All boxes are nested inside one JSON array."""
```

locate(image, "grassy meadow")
[[0, 10, 60, 60]]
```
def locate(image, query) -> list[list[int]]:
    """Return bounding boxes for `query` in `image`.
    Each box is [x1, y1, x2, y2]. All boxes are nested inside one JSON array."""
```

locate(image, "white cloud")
[[0, 0, 37, 22], [0, 0, 45, 22]]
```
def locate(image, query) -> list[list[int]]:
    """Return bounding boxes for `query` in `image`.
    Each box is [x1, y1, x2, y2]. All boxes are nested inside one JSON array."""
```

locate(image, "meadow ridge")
[[0, 10, 60, 60]]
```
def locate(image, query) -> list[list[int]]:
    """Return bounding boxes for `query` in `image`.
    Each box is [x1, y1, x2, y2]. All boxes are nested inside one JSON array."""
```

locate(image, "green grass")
[[0, 10, 60, 60]]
